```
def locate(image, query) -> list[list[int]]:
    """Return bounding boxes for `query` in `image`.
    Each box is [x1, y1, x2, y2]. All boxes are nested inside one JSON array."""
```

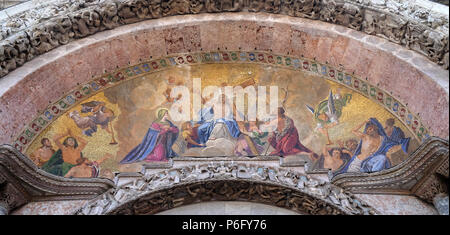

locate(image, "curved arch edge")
[[75, 162, 378, 215]]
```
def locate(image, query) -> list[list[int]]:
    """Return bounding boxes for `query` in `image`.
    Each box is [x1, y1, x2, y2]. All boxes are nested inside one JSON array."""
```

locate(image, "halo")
[[155, 107, 169, 118]]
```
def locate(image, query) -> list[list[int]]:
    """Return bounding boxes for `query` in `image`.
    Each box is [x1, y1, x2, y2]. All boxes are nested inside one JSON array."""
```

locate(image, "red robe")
[[268, 117, 312, 156]]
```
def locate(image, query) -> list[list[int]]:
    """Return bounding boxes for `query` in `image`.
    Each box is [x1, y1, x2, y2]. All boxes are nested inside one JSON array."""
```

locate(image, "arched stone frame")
[[0, 3, 448, 215], [0, 0, 448, 80], [105, 180, 366, 215], [1, 13, 448, 155], [75, 162, 379, 215]]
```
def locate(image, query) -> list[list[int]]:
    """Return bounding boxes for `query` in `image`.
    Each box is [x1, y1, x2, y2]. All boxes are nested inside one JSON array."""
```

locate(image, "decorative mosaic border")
[[13, 51, 431, 153]]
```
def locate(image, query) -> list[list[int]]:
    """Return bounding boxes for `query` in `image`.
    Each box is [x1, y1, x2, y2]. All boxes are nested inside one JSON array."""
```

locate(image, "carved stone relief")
[[76, 162, 377, 215]]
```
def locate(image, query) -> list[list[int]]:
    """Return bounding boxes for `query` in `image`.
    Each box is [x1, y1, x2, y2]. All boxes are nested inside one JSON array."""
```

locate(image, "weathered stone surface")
[[0, 0, 448, 80], [75, 162, 377, 215]]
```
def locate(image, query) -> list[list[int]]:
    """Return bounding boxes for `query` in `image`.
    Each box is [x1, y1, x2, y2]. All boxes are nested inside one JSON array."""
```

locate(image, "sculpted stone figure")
[[363, 11, 406, 45], [51, 17, 74, 45], [320, 0, 337, 22], [420, 30, 448, 65], [72, 12, 91, 38], [206, 0, 244, 12], [285, 0, 321, 19], [11, 33, 31, 66], [0, 0, 447, 80], [205, 0, 221, 12], [334, 3, 363, 30], [237, 165, 251, 179], [133, 0, 151, 19], [98, 1, 120, 29], [149, 0, 163, 18], [222, 0, 243, 12], [403, 22, 427, 54], [189, 0, 204, 13], [264, 0, 281, 13], [378, 15, 407, 44], [0, 44, 17, 76], [81, 10, 102, 35], [29, 26, 59, 54], [362, 10, 382, 35], [248, 0, 265, 12], [162, 0, 190, 16], [215, 162, 235, 178], [118, 1, 141, 24]]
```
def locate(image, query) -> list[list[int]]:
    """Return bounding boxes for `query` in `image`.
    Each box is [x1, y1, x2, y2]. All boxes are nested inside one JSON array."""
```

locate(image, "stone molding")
[[0, 144, 115, 214], [0, 0, 448, 80], [331, 137, 449, 201], [75, 162, 378, 215], [10, 50, 433, 154]]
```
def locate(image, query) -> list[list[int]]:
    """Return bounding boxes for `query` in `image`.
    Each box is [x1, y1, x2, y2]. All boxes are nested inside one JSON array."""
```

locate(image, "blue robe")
[[335, 118, 410, 175], [196, 106, 241, 144], [119, 121, 179, 164]]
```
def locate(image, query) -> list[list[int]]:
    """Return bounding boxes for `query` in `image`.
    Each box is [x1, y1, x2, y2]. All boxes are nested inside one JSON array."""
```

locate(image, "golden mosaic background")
[[26, 63, 419, 178]]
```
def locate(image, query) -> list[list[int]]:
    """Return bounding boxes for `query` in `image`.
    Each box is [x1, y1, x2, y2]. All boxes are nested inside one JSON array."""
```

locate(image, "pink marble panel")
[[164, 27, 187, 54]]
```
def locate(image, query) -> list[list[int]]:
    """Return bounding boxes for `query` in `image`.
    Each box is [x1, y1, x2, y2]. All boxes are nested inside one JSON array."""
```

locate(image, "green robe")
[[41, 149, 77, 177]]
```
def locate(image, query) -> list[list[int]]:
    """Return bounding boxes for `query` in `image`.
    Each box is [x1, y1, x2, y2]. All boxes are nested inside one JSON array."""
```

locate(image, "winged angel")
[[306, 90, 352, 145]]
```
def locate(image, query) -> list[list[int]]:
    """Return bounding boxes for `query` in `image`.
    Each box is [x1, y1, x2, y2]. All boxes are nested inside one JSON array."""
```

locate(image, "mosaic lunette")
[[25, 63, 419, 178]]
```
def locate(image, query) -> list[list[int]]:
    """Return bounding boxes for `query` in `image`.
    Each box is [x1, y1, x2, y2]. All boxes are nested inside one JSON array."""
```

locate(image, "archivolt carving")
[[76, 162, 377, 215], [0, 0, 448, 79], [207, 0, 243, 12]]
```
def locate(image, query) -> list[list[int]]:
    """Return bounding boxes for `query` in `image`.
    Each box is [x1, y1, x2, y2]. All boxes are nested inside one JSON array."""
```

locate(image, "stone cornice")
[[0, 0, 448, 80], [331, 136, 449, 202], [0, 144, 115, 213]]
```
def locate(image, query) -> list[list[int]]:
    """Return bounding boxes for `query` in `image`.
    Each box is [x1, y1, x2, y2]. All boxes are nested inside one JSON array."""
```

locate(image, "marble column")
[[433, 193, 449, 215]]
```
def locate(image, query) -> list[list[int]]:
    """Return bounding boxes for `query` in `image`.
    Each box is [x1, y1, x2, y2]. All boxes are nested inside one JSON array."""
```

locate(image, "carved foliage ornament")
[[76, 162, 378, 215], [0, 0, 448, 78]]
